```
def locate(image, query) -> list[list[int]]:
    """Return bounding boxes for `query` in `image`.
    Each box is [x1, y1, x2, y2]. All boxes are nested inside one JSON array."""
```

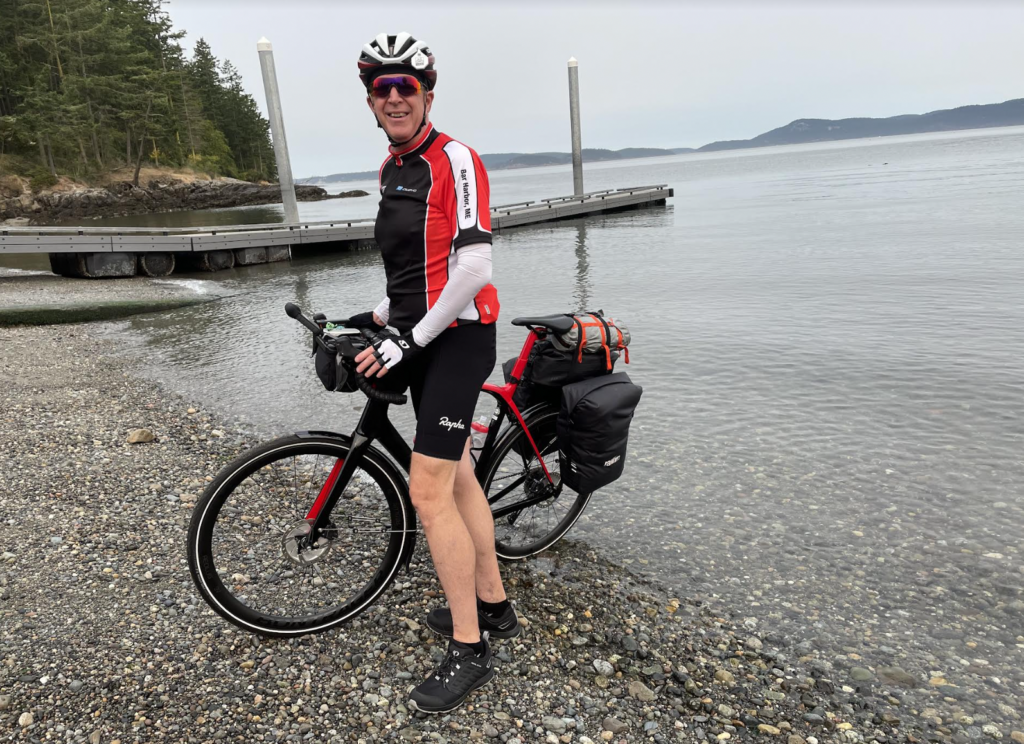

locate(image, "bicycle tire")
[[187, 433, 414, 637], [482, 406, 592, 560]]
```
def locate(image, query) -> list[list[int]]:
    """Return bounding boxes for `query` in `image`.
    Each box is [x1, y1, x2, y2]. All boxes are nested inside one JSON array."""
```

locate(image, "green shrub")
[[29, 170, 58, 192]]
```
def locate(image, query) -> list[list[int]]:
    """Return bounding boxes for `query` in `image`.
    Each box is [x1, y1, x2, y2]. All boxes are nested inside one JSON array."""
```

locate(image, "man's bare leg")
[[452, 440, 507, 604], [408, 452, 480, 644]]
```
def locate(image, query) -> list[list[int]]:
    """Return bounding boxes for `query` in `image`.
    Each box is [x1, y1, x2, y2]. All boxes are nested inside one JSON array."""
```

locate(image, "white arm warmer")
[[373, 296, 390, 325], [411, 242, 492, 347]]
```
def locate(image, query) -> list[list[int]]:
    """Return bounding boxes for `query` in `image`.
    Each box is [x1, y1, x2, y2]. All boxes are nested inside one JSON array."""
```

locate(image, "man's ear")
[[366, 95, 374, 112], [424, 90, 434, 116]]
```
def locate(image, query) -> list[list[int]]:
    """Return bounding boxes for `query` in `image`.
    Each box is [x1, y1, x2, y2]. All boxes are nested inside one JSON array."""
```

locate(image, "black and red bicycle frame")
[[303, 327, 557, 537]]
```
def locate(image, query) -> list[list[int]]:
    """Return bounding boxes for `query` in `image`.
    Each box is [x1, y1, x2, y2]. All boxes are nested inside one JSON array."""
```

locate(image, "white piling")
[[568, 57, 584, 196], [257, 37, 300, 224]]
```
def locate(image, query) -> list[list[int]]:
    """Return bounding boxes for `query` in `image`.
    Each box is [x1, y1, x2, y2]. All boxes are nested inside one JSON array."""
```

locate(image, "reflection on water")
[[573, 221, 591, 311]]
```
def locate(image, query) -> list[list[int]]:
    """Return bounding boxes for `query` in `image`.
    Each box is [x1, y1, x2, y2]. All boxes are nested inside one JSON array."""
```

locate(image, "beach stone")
[[126, 428, 155, 443], [593, 659, 615, 677], [759, 725, 782, 735], [628, 680, 656, 702], [603, 717, 628, 734], [746, 637, 763, 651], [0, 695, 9, 710], [19, 712, 33, 726], [542, 716, 567, 735], [849, 667, 874, 682], [483, 724, 499, 738], [789, 737, 807, 744], [715, 669, 735, 684], [1008, 733, 1024, 744], [877, 667, 918, 688]]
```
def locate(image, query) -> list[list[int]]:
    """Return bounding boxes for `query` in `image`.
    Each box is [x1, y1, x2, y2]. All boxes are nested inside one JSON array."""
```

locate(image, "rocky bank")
[[0, 175, 368, 225]]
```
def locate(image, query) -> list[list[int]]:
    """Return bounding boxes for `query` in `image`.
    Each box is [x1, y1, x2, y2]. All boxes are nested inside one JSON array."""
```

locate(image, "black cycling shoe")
[[425, 600, 521, 640], [408, 637, 495, 714]]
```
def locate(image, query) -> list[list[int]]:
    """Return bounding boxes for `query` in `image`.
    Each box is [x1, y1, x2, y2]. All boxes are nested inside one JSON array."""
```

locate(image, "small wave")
[[150, 278, 218, 295], [0, 267, 51, 277]]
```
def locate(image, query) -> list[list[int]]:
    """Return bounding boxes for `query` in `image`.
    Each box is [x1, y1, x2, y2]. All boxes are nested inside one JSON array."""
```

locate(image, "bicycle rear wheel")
[[187, 434, 413, 637], [482, 407, 592, 560]]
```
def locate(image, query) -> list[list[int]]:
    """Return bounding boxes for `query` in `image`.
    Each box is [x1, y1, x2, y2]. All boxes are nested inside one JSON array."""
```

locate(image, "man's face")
[[367, 75, 434, 144]]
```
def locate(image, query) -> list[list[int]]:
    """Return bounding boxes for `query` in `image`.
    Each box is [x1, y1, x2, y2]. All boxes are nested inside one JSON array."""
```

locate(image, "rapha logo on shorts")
[[604, 455, 621, 467], [395, 185, 418, 192], [439, 417, 465, 431]]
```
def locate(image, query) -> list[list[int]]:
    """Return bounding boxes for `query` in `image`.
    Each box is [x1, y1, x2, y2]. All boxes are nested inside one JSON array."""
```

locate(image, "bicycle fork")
[[304, 399, 418, 547]]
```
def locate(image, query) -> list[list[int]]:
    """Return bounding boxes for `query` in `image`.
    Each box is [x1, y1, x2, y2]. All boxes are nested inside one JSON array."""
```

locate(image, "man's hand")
[[355, 330, 422, 378], [346, 311, 385, 331]]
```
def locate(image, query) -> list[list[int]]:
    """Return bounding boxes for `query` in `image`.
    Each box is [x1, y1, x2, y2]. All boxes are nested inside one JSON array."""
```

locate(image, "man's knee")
[[409, 454, 458, 522]]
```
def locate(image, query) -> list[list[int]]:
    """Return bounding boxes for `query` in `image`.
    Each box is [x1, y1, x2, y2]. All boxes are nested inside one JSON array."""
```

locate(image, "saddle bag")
[[551, 312, 631, 371], [557, 372, 643, 494]]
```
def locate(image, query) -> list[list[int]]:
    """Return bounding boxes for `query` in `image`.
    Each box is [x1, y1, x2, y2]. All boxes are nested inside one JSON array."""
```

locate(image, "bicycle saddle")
[[511, 314, 574, 334]]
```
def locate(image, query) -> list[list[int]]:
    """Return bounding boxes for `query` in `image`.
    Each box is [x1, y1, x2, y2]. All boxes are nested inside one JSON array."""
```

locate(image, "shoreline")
[[301, 123, 1024, 185], [0, 174, 369, 226], [0, 272, 229, 326], [0, 325, 915, 744]]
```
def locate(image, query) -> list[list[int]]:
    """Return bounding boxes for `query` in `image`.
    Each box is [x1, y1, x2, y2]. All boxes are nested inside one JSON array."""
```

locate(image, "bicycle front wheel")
[[187, 434, 413, 637], [482, 407, 592, 560]]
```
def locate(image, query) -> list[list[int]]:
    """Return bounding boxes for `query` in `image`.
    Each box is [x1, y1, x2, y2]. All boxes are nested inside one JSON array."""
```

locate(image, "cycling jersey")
[[375, 124, 500, 332]]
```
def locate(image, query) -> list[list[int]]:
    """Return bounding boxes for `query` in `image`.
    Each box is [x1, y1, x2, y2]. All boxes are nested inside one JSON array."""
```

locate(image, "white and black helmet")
[[358, 32, 437, 90]]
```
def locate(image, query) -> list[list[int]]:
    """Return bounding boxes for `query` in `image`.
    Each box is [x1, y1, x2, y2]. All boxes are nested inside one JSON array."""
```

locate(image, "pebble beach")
[[1, 325, 1021, 744]]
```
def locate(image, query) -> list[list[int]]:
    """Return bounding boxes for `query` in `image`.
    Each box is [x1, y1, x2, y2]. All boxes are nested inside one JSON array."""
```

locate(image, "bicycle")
[[186, 303, 593, 638]]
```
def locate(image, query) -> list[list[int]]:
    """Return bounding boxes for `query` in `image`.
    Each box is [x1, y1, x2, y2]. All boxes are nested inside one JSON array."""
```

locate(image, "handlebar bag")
[[313, 335, 360, 393], [557, 372, 642, 494]]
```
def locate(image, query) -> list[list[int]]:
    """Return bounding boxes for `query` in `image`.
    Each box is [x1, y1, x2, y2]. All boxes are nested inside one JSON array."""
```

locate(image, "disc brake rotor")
[[506, 468, 557, 525], [281, 519, 331, 566]]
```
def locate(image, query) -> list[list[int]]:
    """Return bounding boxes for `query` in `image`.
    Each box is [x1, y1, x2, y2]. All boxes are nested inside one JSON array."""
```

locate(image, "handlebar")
[[285, 302, 407, 405]]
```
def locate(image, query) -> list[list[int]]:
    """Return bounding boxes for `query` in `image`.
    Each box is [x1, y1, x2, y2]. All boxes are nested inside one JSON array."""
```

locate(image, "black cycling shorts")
[[383, 323, 496, 461]]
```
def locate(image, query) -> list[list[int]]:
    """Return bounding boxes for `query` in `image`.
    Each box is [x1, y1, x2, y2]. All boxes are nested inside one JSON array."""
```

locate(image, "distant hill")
[[299, 146, 693, 184], [298, 97, 1024, 183], [699, 97, 1024, 152]]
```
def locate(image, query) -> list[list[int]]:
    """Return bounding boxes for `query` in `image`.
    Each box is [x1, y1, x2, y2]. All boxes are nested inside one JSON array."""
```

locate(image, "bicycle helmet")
[[358, 32, 437, 91]]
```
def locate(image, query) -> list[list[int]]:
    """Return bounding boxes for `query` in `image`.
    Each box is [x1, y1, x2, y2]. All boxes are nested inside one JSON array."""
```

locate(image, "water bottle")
[[469, 416, 489, 464]]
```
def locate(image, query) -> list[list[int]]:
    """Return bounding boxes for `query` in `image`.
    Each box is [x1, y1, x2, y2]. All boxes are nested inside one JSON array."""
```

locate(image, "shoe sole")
[[407, 667, 496, 714], [424, 615, 522, 640]]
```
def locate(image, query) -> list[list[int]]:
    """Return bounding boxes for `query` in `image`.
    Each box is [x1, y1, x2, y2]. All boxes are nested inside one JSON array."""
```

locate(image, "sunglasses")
[[369, 74, 422, 99]]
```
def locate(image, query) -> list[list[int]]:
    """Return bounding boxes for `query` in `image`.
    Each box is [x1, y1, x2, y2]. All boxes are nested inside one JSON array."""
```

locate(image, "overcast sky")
[[166, 0, 1024, 178]]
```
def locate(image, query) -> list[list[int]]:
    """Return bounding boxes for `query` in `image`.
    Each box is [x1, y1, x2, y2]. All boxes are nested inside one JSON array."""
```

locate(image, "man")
[[351, 32, 521, 714]]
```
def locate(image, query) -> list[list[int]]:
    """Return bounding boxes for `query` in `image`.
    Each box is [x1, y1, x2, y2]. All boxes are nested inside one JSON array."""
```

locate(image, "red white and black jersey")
[[375, 124, 500, 332]]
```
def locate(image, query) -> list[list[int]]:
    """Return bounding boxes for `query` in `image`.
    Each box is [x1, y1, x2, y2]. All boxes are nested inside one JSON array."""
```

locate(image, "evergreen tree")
[[0, 0, 276, 184]]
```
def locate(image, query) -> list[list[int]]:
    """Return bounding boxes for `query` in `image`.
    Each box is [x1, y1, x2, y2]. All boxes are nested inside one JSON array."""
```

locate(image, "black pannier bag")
[[502, 339, 617, 411], [557, 372, 642, 493]]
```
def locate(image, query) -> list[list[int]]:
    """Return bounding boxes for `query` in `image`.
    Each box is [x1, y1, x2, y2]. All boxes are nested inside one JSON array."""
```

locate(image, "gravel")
[[1, 325, 1020, 743]]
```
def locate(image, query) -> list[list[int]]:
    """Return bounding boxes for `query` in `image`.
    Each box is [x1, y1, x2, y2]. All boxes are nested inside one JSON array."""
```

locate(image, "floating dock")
[[0, 185, 671, 278]]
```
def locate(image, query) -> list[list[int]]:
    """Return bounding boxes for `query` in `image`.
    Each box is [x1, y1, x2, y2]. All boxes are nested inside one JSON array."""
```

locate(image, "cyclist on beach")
[[351, 32, 520, 714]]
